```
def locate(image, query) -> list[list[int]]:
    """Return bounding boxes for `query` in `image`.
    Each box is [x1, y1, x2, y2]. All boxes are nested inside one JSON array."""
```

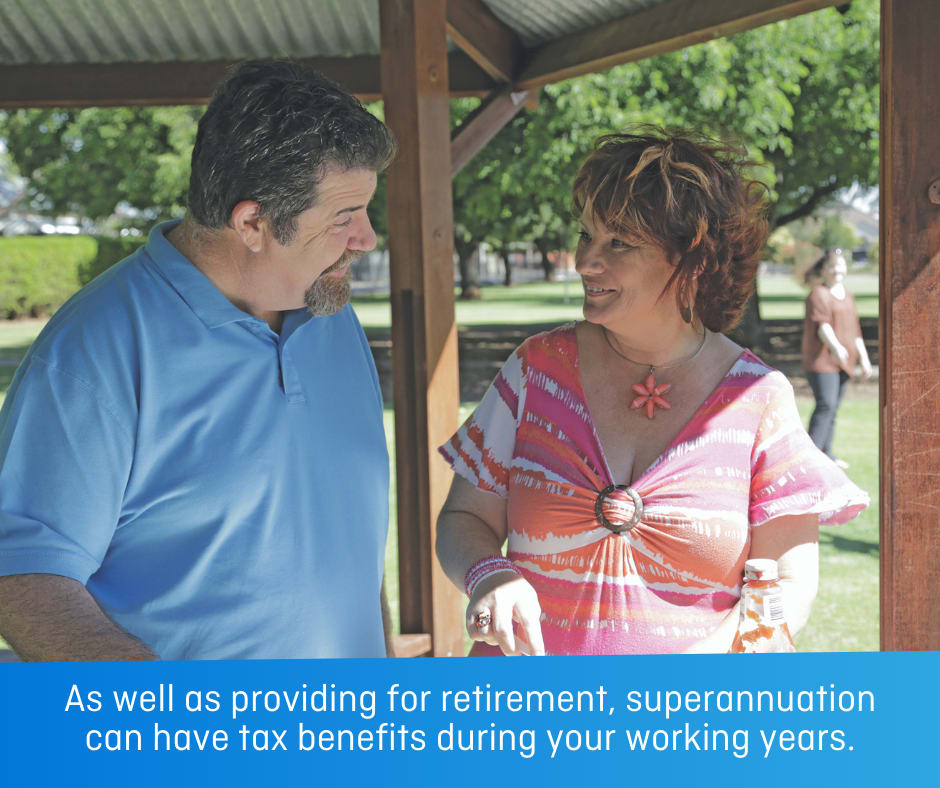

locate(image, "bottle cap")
[[744, 559, 778, 582]]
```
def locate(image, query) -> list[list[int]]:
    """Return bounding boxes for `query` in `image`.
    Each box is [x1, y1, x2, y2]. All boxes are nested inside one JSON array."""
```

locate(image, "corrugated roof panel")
[[485, 0, 662, 47], [0, 0, 383, 64]]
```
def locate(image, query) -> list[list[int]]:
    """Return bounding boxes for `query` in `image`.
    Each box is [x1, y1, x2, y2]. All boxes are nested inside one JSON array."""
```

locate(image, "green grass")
[[758, 272, 879, 320], [351, 272, 879, 330], [793, 393, 879, 652], [352, 279, 587, 329]]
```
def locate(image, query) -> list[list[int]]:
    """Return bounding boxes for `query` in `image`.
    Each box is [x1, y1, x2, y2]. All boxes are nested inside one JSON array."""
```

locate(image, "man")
[[0, 61, 397, 660]]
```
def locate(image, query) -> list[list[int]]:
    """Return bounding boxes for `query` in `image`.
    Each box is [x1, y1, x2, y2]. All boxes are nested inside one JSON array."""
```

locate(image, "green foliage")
[[0, 234, 145, 318], [0, 236, 95, 318], [0, 106, 202, 226], [79, 235, 147, 283], [0, 3, 877, 272], [812, 214, 861, 253], [446, 0, 878, 284]]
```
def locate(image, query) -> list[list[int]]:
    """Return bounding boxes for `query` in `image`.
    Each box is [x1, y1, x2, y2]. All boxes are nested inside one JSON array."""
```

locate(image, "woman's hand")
[[466, 569, 545, 656]]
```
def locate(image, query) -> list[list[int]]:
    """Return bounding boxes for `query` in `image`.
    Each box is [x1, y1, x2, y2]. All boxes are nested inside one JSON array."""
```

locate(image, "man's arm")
[[0, 574, 157, 661]]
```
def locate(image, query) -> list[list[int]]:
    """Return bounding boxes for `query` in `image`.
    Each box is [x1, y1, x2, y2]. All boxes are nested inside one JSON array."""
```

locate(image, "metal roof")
[[0, 0, 383, 64], [0, 0, 843, 107], [486, 0, 660, 47], [0, 0, 662, 64]]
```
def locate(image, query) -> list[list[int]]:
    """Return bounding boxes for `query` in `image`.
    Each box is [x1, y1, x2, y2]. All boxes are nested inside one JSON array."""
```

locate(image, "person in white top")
[[800, 248, 873, 467]]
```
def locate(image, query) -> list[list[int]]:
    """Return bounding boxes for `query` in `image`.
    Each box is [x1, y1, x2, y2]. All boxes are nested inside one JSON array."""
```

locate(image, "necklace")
[[603, 326, 708, 419]]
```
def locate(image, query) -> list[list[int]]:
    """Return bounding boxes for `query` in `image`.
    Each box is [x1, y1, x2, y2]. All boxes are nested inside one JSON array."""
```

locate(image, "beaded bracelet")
[[464, 555, 520, 598]]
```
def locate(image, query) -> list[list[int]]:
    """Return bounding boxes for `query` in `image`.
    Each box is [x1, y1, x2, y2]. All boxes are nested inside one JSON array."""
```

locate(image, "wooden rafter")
[[451, 85, 530, 176], [516, 0, 844, 89], [445, 0, 525, 83], [0, 52, 496, 109]]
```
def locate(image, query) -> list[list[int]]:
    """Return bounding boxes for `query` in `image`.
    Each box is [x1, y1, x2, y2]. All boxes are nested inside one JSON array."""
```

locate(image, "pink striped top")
[[439, 323, 868, 655]]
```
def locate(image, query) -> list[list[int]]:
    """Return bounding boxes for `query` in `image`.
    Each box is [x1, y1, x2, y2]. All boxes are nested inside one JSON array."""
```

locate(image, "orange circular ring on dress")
[[595, 484, 644, 533]]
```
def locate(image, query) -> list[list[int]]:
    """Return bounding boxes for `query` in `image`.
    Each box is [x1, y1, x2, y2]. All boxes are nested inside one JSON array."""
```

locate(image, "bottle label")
[[763, 593, 785, 624]]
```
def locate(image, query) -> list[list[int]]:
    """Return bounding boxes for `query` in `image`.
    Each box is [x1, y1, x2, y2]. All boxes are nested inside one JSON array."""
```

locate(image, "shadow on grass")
[[820, 531, 880, 557], [0, 342, 34, 363]]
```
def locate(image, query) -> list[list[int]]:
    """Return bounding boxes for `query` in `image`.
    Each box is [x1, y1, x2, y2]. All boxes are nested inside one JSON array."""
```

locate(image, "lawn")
[[350, 271, 879, 330], [0, 274, 879, 655], [758, 271, 878, 320]]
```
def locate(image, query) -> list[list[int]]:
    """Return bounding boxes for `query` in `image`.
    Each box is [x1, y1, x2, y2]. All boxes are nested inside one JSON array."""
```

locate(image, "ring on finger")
[[473, 611, 492, 630]]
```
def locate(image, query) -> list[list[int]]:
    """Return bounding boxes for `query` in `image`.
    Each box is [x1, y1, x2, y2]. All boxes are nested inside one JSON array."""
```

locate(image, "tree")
[[0, 106, 202, 227], [812, 214, 861, 253], [0, 3, 878, 334], [445, 1, 878, 338]]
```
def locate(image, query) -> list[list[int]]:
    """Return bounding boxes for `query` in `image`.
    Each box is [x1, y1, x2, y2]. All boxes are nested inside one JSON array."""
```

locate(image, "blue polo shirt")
[[0, 221, 389, 659]]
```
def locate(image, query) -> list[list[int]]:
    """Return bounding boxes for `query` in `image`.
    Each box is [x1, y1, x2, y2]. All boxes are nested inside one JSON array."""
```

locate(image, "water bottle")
[[729, 559, 795, 653]]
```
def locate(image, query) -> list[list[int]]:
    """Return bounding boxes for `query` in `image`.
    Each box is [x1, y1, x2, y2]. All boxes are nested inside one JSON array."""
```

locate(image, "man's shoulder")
[[27, 248, 158, 371]]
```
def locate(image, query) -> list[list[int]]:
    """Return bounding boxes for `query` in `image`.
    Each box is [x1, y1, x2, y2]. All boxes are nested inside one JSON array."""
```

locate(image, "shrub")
[[0, 236, 94, 318], [0, 234, 146, 319], [79, 235, 146, 285]]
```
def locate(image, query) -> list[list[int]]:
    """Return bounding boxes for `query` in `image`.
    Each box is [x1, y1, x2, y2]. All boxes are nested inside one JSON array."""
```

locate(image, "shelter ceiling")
[[0, 0, 659, 64], [0, 0, 843, 106]]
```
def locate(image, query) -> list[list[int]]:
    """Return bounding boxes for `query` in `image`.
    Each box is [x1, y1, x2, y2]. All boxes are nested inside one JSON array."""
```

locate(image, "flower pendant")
[[631, 370, 672, 419]]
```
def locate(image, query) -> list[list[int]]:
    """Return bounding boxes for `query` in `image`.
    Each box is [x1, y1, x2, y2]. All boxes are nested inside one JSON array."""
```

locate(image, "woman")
[[801, 249, 873, 467], [436, 130, 868, 656]]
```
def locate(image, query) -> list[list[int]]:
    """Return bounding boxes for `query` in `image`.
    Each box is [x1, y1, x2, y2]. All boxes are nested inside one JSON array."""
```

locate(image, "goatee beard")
[[304, 250, 362, 317]]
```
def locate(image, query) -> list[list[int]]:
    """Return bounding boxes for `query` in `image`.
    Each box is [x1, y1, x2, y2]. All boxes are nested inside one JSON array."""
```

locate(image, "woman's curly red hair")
[[571, 128, 769, 333]]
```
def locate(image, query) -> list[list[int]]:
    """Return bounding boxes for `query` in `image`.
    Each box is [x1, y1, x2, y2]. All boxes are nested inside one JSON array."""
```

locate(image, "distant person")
[[0, 61, 397, 660], [801, 248, 873, 468], [436, 130, 868, 656]]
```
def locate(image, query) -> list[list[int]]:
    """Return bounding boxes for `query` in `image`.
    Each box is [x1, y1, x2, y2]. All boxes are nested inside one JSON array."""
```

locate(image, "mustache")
[[322, 249, 364, 276]]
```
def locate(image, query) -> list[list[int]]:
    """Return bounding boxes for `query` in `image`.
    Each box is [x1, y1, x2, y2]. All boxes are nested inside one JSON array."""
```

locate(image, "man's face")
[[266, 167, 378, 316]]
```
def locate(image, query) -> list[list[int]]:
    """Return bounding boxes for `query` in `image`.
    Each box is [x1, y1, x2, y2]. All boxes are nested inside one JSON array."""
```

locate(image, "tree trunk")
[[500, 247, 514, 287], [535, 240, 555, 281], [455, 236, 481, 300]]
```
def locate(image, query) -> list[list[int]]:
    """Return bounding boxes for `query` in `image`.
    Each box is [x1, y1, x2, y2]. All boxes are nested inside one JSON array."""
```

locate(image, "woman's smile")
[[583, 281, 616, 298]]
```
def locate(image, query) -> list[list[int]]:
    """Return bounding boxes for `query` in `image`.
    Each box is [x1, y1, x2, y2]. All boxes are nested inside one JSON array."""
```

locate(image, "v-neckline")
[[570, 324, 750, 488]]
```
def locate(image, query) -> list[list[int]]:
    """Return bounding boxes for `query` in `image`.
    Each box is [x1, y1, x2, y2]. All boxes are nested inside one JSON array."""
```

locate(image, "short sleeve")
[[437, 345, 526, 498], [749, 372, 869, 526], [806, 287, 832, 326], [0, 355, 134, 583]]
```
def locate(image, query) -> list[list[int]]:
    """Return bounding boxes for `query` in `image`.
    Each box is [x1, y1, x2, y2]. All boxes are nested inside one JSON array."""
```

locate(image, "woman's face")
[[823, 251, 847, 286], [575, 208, 679, 331]]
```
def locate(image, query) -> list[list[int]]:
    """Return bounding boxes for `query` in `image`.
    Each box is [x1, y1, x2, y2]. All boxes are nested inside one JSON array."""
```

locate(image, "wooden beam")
[[451, 86, 530, 176], [0, 53, 496, 109], [516, 0, 843, 89], [880, 0, 940, 651], [446, 0, 524, 83], [380, 0, 465, 658]]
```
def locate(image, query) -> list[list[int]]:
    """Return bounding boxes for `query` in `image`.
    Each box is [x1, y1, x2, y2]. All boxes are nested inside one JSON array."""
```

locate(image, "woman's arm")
[[436, 475, 544, 655], [685, 513, 819, 653], [818, 323, 850, 369], [854, 337, 873, 378]]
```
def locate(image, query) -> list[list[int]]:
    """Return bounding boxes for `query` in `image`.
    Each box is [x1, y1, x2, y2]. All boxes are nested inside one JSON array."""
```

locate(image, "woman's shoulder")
[[725, 346, 793, 394], [806, 283, 829, 302], [515, 321, 578, 357]]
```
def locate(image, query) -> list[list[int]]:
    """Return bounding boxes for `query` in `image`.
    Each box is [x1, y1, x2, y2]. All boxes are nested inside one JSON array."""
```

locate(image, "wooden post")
[[880, 0, 940, 650], [379, 0, 465, 656]]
